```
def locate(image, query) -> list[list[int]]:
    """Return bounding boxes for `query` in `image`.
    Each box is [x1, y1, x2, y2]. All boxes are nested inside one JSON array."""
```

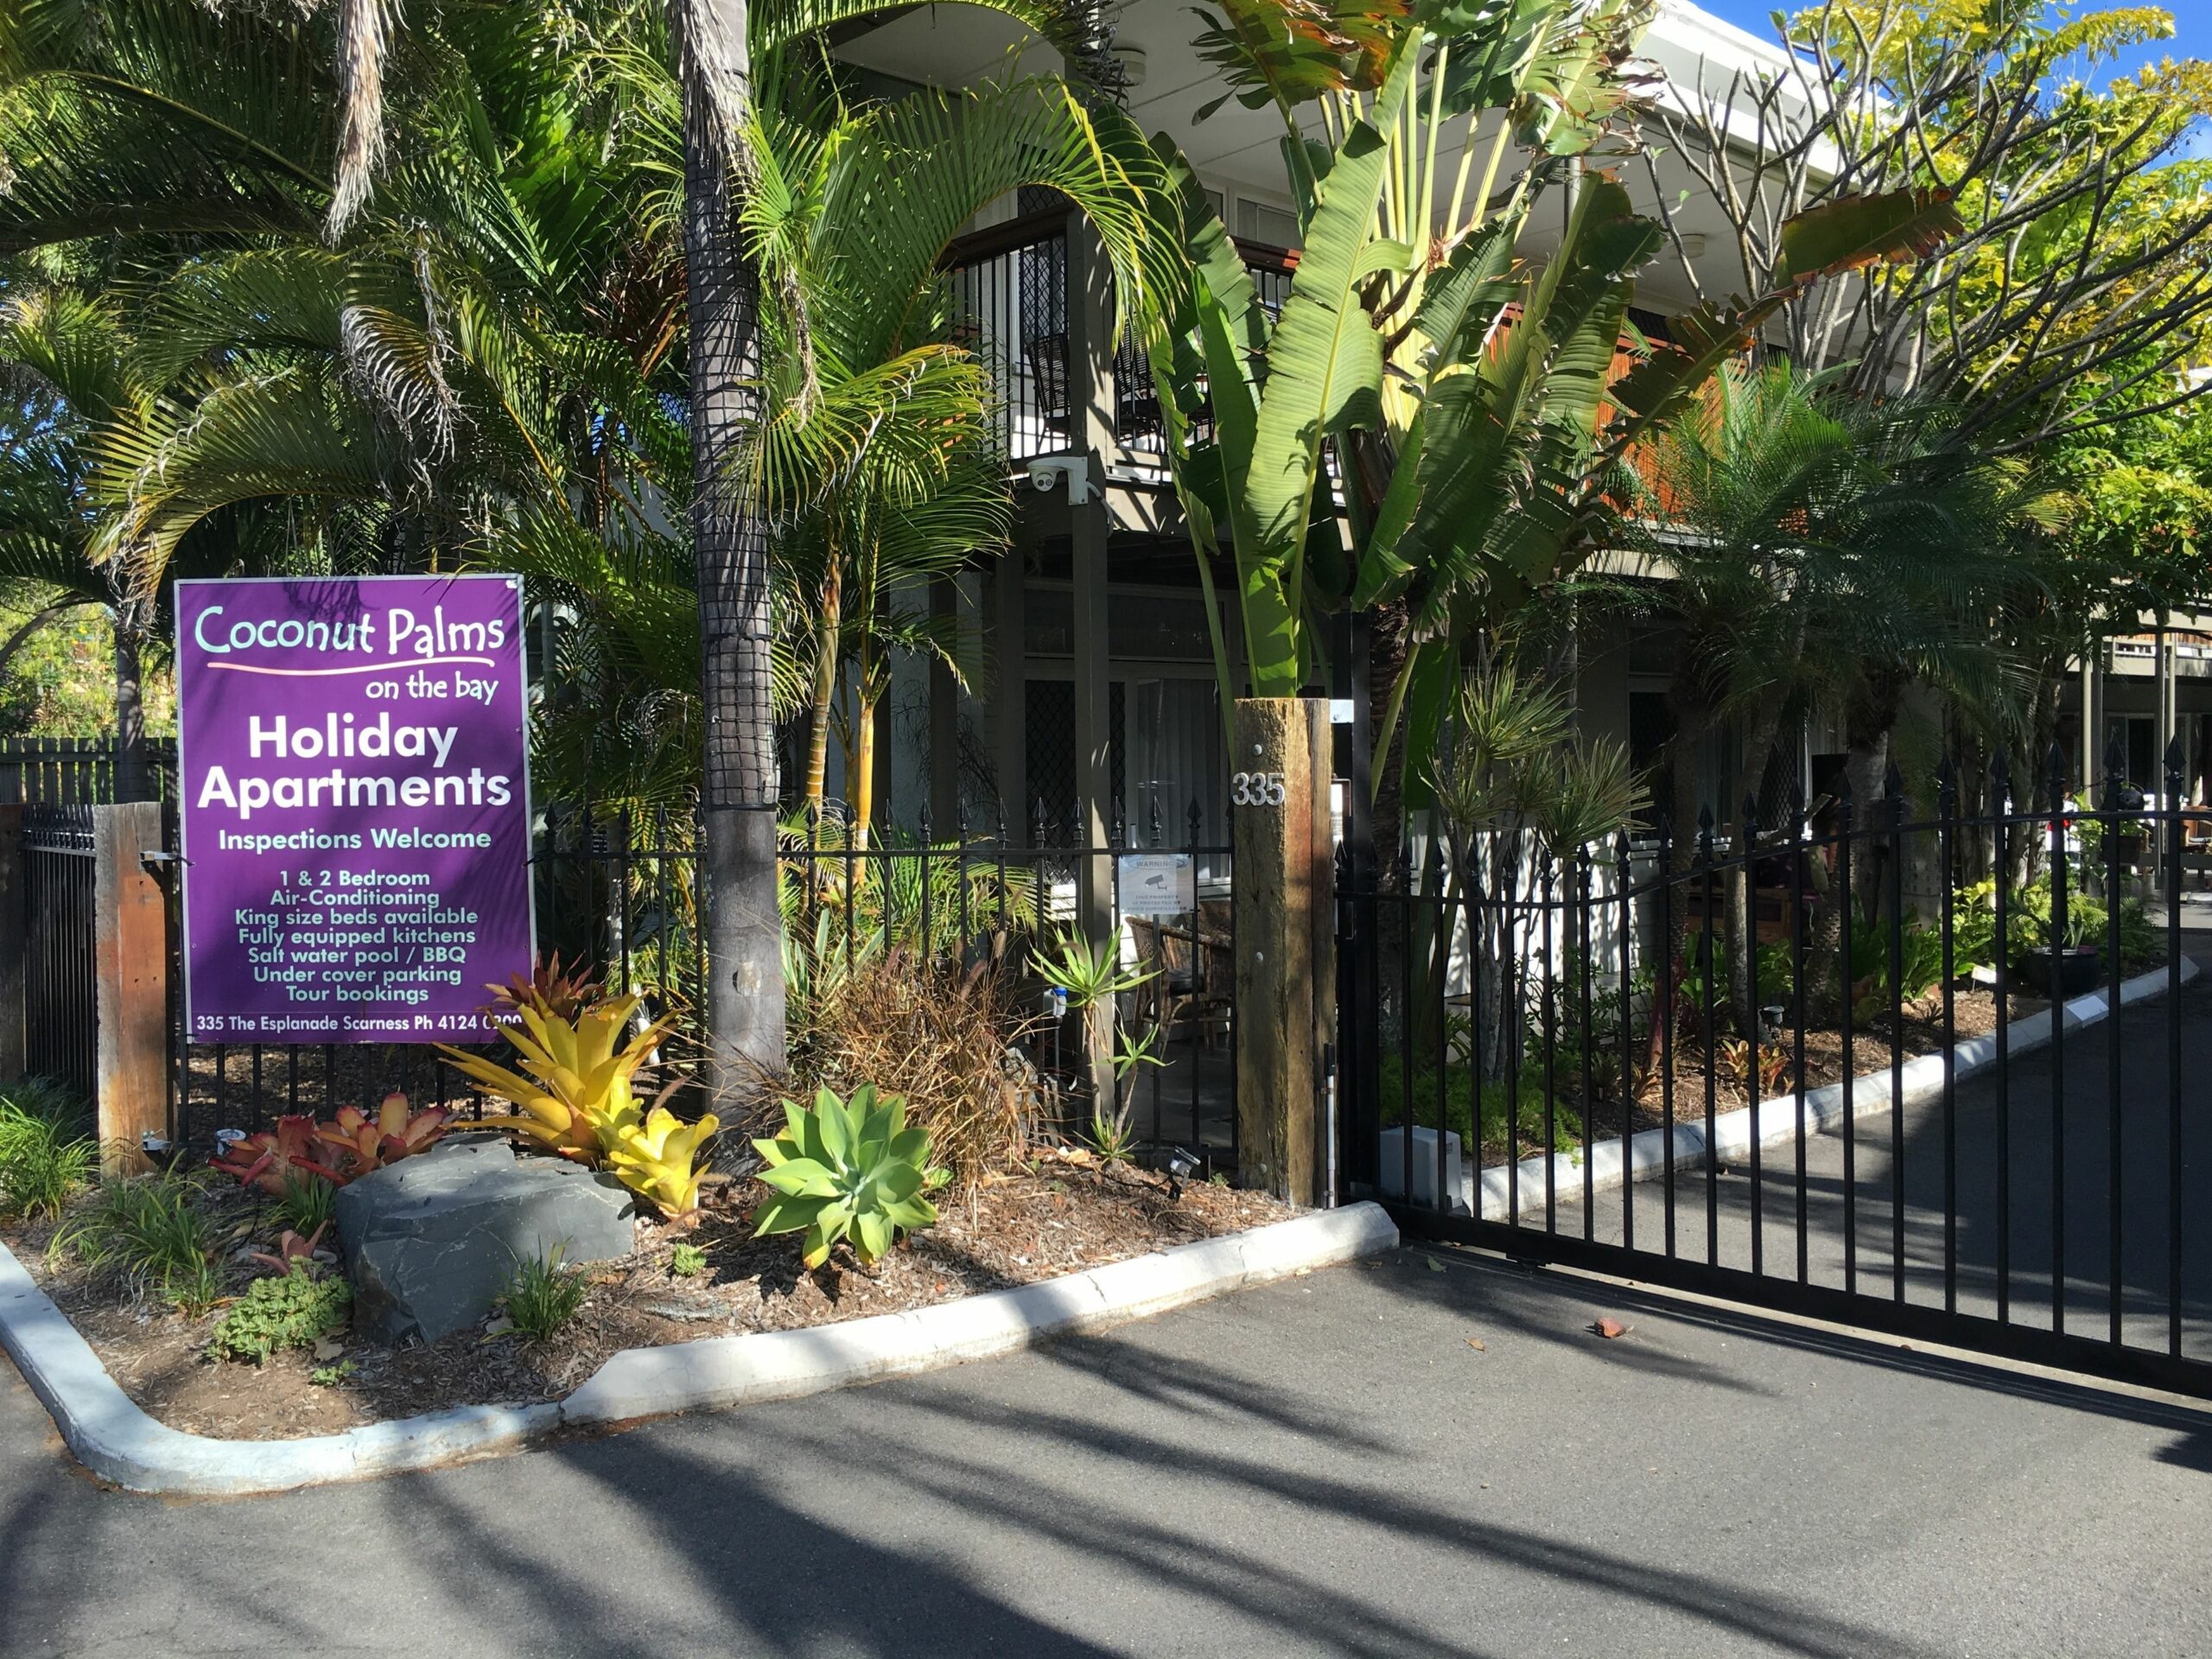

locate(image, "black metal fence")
[[1344, 744, 2212, 1397], [162, 796, 1236, 1166], [779, 799, 1237, 1160], [943, 211, 1299, 468], [22, 805, 99, 1101]]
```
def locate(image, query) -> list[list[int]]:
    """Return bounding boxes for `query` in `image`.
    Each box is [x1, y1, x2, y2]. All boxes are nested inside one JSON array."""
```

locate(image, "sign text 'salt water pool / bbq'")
[[174, 575, 534, 1044]]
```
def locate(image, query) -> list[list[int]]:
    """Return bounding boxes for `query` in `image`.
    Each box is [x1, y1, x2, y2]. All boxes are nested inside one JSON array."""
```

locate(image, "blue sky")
[[1688, 0, 2210, 155], [1692, 0, 2211, 79]]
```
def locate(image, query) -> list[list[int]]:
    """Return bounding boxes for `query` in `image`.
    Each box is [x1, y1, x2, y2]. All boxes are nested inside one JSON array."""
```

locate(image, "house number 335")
[[1231, 771, 1287, 807]]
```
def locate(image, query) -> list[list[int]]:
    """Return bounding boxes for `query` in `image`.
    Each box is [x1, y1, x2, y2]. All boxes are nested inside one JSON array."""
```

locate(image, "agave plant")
[[752, 1085, 949, 1268]]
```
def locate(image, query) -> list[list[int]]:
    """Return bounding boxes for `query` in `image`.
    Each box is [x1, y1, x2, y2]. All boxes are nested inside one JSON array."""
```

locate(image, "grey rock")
[[334, 1137, 636, 1344], [641, 1298, 723, 1324]]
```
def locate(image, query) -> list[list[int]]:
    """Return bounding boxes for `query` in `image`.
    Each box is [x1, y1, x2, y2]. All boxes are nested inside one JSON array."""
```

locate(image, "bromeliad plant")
[[437, 983, 719, 1216], [752, 1085, 949, 1269], [438, 993, 677, 1163], [211, 1095, 454, 1193]]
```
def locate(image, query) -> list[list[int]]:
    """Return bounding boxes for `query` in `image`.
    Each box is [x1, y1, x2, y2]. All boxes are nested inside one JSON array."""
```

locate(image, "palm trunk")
[[112, 610, 152, 805], [851, 664, 880, 855], [802, 569, 842, 842], [677, 0, 785, 1093]]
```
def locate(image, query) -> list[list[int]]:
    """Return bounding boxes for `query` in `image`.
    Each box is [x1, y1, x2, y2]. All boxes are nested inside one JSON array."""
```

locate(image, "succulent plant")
[[752, 1085, 948, 1269]]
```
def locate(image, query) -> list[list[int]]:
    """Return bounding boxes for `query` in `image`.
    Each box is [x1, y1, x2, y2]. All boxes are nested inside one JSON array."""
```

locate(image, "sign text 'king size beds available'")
[[175, 575, 535, 1044]]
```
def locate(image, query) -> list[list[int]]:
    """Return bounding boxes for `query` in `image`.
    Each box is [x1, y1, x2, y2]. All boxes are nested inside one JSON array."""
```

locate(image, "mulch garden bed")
[[1, 1150, 1292, 1443], [1484, 984, 2044, 1165]]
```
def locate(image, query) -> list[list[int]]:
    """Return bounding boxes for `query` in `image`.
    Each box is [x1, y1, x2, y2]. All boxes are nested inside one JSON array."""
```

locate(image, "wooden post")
[[0, 805, 23, 1082], [94, 802, 168, 1173], [1233, 697, 1336, 1203]]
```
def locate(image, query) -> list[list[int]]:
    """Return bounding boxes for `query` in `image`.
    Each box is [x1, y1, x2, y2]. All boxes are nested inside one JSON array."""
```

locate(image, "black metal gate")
[[22, 804, 99, 1101], [1340, 747, 2212, 1398]]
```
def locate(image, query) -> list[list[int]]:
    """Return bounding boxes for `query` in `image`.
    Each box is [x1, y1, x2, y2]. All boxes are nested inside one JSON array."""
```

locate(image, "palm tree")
[[1630, 359, 2060, 1024]]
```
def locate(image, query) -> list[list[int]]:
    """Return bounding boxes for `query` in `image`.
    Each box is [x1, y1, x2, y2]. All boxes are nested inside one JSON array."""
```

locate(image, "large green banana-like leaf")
[[1191, 0, 1405, 122], [1507, 0, 1656, 156], [1776, 189, 1963, 283], [1241, 40, 1418, 694], [1605, 189, 1967, 451]]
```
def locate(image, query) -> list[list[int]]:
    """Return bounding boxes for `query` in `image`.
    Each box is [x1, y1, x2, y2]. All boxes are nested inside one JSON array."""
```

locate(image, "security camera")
[[1025, 455, 1094, 503]]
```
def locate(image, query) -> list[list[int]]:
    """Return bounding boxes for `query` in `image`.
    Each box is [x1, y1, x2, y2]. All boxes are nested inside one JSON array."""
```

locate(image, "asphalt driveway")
[[3, 1244, 2207, 1656]]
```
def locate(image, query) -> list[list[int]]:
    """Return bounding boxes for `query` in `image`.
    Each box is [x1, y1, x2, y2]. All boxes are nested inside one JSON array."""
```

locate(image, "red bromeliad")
[[210, 1094, 454, 1192]]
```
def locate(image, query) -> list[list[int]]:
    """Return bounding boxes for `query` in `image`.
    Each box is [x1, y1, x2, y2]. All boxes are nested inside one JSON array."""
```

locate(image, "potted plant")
[[2008, 880, 2103, 997]]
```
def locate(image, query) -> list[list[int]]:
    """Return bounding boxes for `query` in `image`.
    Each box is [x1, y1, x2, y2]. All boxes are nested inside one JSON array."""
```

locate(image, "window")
[[1236, 199, 1300, 251]]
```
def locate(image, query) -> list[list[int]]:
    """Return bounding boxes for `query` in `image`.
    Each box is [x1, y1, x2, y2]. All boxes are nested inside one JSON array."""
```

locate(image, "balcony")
[[943, 207, 1295, 474]]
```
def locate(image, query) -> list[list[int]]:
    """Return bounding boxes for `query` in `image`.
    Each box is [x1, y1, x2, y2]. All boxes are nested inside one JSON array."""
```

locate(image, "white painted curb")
[[1478, 958, 2199, 1221], [0, 1202, 1397, 1496]]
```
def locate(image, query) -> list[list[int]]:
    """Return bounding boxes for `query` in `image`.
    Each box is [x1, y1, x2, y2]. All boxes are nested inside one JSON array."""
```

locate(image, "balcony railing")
[[943, 209, 1298, 470]]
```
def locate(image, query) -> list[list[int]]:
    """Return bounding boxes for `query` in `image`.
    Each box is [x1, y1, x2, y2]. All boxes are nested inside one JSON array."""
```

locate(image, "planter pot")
[[2012, 946, 2101, 998]]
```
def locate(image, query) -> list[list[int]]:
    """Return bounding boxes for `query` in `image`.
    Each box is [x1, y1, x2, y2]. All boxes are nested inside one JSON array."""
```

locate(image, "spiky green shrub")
[[51, 1170, 222, 1313], [500, 1246, 588, 1339], [0, 1080, 96, 1221], [753, 1085, 949, 1268]]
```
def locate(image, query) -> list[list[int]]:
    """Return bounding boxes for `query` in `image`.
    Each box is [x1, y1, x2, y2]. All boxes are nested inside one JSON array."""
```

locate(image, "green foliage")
[[1662, 936, 1793, 1035], [208, 1263, 351, 1363], [310, 1360, 356, 1387], [500, 1247, 588, 1341], [1378, 1057, 1584, 1161], [1028, 934, 1155, 1012], [268, 1170, 337, 1239], [752, 1084, 950, 1269], [1849, 916, 1947, 1020], [1953, 878, 2161, 975], [0, 1079, 97, 1221], [1085, 1105, 1137, 1166], [51, 1171, 221, 1313], [669, 1242, 707, 1278]]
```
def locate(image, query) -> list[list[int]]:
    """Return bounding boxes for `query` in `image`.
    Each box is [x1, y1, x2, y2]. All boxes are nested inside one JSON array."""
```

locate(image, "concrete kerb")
[[1478, 958, 2200, 1222], [0, 1202, 1398, 1497]]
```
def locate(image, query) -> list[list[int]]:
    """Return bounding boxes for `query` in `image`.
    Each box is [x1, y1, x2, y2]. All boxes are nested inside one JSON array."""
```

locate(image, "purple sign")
[[175, 575, 534, 1044]]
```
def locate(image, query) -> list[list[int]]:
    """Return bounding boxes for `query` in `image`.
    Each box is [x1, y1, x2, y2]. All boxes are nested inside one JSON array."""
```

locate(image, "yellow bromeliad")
[[603, 1106, 721, 1217], [436, 994, 676, 1164]]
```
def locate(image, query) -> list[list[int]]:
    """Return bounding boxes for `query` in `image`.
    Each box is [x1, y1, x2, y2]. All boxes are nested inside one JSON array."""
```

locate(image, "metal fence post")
[[0, 805, 22, 1080], [93, 801, 168, 1171]]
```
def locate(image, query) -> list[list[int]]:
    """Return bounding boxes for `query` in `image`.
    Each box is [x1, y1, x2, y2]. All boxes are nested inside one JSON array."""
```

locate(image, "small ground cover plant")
[[753, 1085, 949, 1268], [500, 1246, 588, 1338], [669, 1242, 707, 1277], [209, 1263, 351, 1363], [52, 1170, 223, 1313], [0, 1078, 97, 1221]]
